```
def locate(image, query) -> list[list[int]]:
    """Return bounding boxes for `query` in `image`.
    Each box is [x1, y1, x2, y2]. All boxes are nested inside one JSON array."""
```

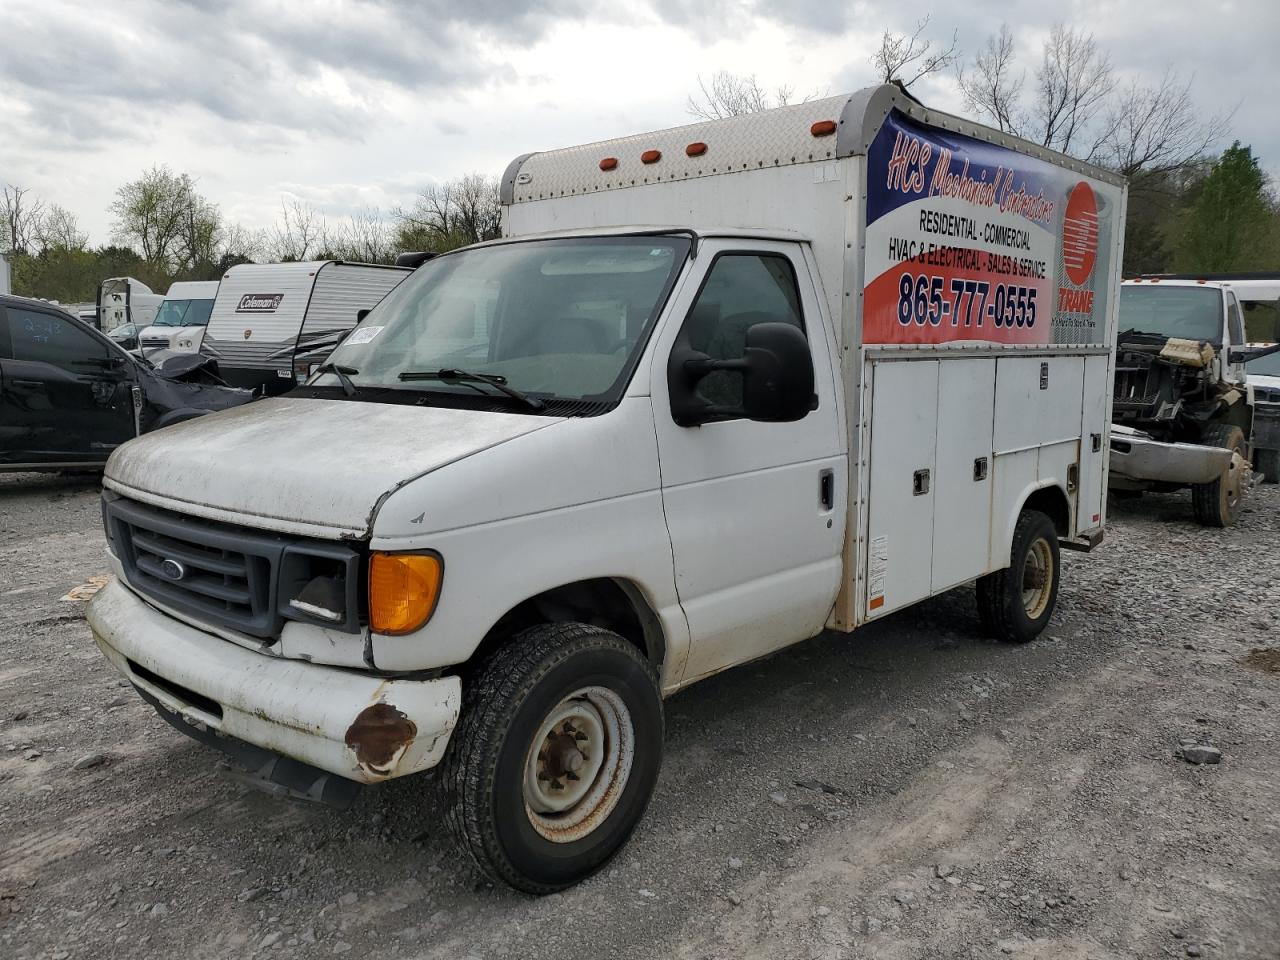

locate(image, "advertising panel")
[[864, 110, 1117, 346]]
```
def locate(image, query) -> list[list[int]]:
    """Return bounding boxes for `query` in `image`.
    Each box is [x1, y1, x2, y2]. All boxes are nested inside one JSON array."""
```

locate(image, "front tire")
[[1191, 424, 1246, 527], [442, 623, 663, 894], [977, 509, 1060, 644]]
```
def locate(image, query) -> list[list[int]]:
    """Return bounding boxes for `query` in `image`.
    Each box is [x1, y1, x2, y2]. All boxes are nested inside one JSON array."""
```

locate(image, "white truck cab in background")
[[87, 85, 1126, 893], [1108, 275, 1280, 516], [136, 280, 220, 358]]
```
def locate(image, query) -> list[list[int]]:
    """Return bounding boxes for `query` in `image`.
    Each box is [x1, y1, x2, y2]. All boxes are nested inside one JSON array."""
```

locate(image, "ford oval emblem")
[[159, 558, 186, 581]]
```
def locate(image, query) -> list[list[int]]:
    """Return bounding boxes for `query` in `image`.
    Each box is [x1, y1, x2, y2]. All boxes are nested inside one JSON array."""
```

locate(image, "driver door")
[[0, 304, 136, 466], [649, 241, 846, 685]]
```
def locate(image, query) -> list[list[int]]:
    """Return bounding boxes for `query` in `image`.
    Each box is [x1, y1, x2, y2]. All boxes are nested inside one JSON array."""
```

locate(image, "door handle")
[[913, 468, 930, 496], [819, 469, 834, 510], [11, 379, 44, 389]]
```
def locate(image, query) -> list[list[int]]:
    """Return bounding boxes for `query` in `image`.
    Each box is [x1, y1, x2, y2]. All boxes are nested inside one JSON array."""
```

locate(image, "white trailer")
[[97, 277, 163, 333], [198, 260, 411, 392], [87, 85, 1126, 893]]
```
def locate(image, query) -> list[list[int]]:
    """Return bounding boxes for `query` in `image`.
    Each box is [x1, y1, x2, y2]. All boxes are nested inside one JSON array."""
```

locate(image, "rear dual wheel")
[[977, 509, 1060, 644], [442, 623, 663, 894]]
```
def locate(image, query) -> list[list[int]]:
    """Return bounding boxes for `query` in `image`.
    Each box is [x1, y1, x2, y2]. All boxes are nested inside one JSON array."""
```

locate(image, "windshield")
[[1119, 285, 1223, 343], [1247, 350, 1280, 377], [321, 236, 690, 407], [152, 298, 215, 327]]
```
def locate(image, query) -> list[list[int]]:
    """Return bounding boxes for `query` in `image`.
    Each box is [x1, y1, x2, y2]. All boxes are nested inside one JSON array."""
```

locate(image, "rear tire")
[[441, 623, 663, 894], [977, 509, 1060, 644], [1255, 448, 1280, 485], [1191, 424, 1246, 527]]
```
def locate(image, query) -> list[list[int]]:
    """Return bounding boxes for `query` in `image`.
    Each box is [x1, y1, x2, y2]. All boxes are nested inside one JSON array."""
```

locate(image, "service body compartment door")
[[1076, 354, 1110, 534], [865, 360, 938, 617], [931, 358, 996, 592]]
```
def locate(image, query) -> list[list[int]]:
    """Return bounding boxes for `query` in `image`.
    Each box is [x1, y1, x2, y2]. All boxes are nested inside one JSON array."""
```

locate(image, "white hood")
[[104, 397, 562, 539]]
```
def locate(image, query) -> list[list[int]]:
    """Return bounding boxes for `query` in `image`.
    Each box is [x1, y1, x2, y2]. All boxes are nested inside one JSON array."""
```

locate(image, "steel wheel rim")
[[1021, 537, 1054, 620], [1226, 451, 1243, 511], [523, 686, 634, 844]]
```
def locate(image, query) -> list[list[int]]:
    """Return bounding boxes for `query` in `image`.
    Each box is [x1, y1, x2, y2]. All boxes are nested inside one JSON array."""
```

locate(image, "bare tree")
[[1, 185, 47, 255], [1032, 24, 1114, 158], [959, 23, 1221, 182], [393, 174, 501, 252], [686, 71, 816, 121], [268, 198, 327, 262], [1099, 69, 1229, 181], [35, 204, 88, 251], [957, 24, 1024, 134], [324, 208, 394, 264], [215, 222, 262, 270], [871, 17, 959, 90]]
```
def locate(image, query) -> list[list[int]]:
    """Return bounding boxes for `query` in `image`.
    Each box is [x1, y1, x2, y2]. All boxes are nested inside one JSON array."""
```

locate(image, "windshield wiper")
[[397, 368, 545, 411], [313, 362, 359, 397]]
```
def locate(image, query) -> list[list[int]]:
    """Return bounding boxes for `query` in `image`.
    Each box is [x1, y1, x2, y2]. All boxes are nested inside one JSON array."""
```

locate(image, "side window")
[[9, 308, 111, 369], [0, 307, 11, 359], [680, 253, 805, 408], [1226, 293, 1246, 347]]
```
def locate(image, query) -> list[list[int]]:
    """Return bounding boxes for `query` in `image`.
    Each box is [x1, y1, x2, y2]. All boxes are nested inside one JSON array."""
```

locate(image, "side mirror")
[[669, 322, 815, 427], [356, 309, 371, 323], [1230, 343, 1280, 365]]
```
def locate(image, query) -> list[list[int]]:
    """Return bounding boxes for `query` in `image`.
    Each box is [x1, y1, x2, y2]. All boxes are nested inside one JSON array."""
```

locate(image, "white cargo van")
[[97, 277, 163, 333], [136, 280, 220, 357], [196, 260, 411, 393], [87, 85, 1126, 893]]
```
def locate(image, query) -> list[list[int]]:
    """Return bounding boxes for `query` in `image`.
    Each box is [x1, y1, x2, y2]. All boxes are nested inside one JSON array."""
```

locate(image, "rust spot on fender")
[[345, 702, 417, 777]]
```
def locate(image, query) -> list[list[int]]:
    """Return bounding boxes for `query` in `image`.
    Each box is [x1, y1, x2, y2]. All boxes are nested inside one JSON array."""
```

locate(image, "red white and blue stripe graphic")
[[864, 111, 1109, 346]]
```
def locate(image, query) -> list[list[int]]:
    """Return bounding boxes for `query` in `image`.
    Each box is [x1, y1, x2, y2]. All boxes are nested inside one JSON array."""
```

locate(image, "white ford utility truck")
[[87, 85, 1126, 893]]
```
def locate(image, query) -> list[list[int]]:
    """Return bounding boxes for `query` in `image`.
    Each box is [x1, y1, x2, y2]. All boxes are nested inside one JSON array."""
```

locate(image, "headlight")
[[368, 552, 443, 635]]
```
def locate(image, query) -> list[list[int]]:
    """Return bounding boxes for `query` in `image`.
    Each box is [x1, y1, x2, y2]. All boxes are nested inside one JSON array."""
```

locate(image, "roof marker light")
[[599, 157, 619, 171], [686, 142, 707, 157], [641, 149, 662, 164], [811, 120, 837, 137]]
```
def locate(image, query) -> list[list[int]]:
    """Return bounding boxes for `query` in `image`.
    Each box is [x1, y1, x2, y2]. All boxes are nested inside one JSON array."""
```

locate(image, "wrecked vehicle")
[[86, 86, 1126, 892], [1108, 278, 1280, 525], [0, 293, 252, 472]]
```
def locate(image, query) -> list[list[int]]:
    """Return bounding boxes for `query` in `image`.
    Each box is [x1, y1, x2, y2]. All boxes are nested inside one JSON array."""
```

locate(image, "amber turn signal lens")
[[369, 552, 443, 635], [810, 119, 837, 137]]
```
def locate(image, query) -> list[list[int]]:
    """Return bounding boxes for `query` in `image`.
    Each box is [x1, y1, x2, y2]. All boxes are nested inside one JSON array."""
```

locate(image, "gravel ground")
[[1, 471, 1278, 960]]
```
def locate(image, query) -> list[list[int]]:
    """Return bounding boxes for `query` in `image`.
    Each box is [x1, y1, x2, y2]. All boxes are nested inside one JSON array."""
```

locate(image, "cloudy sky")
[[2, 0, 1276, 245]]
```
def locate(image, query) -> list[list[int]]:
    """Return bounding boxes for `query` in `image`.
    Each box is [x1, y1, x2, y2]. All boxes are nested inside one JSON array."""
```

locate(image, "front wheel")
[[1191, 424, 1247, 527], [976, 509, 1060, 644], [441, 623, 663, 894]]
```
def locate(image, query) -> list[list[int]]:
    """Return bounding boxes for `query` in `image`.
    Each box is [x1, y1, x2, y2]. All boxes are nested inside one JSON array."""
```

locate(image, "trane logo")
[[236, 293, 284, 313]]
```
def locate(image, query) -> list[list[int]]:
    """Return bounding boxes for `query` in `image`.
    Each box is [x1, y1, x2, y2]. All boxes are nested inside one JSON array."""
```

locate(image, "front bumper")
[[87, 577, 462, 784], [1108, 429, 1232, 486]]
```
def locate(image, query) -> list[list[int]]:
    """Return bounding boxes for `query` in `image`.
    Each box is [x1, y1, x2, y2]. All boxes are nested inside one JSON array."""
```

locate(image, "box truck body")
[[88, 85, 1126, 893]]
